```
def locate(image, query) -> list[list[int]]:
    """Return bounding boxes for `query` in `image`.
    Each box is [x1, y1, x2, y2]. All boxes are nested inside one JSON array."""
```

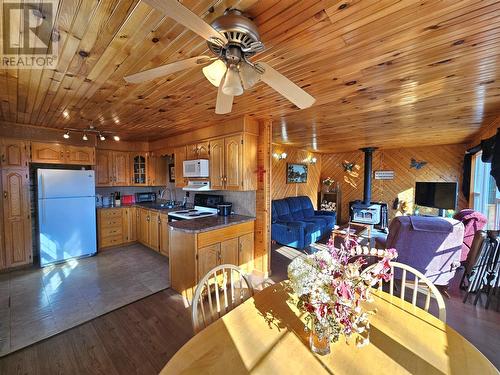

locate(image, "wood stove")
[[349, 147, 388, 229]]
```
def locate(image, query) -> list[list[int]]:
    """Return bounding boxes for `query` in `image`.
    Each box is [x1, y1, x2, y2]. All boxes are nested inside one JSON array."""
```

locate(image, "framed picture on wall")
[[287, 163, 308, 183], [169, 163, 175, 182]]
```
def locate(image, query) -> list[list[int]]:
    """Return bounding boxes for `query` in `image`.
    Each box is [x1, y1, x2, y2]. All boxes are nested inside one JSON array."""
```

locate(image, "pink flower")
[[336, 281, 353, 300]]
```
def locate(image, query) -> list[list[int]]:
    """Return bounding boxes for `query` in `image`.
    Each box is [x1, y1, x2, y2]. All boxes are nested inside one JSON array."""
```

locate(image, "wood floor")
[[0, 244, 499, 374]]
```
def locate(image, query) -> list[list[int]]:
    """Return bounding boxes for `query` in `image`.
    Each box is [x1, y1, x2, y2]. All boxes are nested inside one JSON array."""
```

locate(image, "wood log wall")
[[321, 144, 468, 223], [271, 144, 321, 205]]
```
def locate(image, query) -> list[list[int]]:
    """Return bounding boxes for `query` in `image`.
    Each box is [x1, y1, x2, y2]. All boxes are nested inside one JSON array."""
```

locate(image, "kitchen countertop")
[[97, 202, 193, 213], [168, 214, 255, 233]]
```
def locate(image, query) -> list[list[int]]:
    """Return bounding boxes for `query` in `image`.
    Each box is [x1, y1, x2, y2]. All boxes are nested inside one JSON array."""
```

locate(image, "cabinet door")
[[159, 213, 169, 257], [149, 211, 160, 251], [197, 243, 220, 281], [139, 208, 150, 246], [224, 135, 243, 190], [2, 169, 32, 268], [131, 153, 148, 185], [1, 140, 28, 168], [0, 175, 4, 269], [186, 144, 198, 160], [220, 238, 238, 266], [66, 146, 95, 165], [174, 146, 187, 188], [31, 142, 65, 164], [147, 154, 156, 186], [113, 151, 129, 186], [95, 150, 113, 186], [209, 138, 224, 190], [197, 142, 210, 159], [238, 233, 254, 273], [122, 207, 136, 243], [155, 156, 168, 186]]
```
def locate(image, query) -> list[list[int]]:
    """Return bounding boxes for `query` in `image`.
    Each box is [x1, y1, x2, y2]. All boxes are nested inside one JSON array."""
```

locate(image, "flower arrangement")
[[287, 232, 397, 354]]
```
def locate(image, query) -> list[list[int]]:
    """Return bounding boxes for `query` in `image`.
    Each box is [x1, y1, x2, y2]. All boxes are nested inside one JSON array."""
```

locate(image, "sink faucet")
[[160, 187, 175, 203]]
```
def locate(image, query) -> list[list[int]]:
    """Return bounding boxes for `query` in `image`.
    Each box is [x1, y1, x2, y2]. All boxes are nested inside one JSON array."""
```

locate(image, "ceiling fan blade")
[[143, 0, 228, 44], [215, 82, 233, 114], [257, 62, 316, 109], [124, 55, 211, 83]]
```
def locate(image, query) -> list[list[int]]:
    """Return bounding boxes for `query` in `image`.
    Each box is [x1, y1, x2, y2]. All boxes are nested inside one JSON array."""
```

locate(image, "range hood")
[[182, 180, 213, 191]]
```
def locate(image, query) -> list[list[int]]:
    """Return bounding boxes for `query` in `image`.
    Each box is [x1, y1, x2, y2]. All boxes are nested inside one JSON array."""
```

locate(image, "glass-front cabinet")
[[132, 153, 147, 185]]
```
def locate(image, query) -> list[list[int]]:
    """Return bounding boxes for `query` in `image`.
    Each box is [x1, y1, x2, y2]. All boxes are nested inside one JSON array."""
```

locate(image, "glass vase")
[[309, 322, 330, 356]]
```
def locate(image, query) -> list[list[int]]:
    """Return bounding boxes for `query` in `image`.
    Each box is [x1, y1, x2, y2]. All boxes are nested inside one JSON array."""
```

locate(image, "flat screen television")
[[415, 182, 458, 210]]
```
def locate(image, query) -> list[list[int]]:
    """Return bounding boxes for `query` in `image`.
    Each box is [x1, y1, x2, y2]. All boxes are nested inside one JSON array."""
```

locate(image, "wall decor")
[[342, 161, 356, 172], [374, 170, 395, 180], [410, 158, 427, 169], [287, 163, 308, 183], [169, 163, 175, 182]]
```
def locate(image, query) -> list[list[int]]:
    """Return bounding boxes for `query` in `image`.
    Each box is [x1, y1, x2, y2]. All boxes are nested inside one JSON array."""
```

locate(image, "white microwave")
[[183, 159, 209, 178]]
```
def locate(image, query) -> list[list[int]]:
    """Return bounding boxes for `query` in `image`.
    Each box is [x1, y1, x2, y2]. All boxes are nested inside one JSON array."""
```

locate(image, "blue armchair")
[[271, 196, 336, 249]]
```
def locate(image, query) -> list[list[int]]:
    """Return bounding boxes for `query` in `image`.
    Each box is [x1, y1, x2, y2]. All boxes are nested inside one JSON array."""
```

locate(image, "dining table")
[[161, 281, 498, 374]]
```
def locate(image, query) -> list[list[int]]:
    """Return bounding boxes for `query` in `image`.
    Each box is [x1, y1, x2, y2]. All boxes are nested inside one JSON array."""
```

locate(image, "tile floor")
[[0, 244, 169, 356]]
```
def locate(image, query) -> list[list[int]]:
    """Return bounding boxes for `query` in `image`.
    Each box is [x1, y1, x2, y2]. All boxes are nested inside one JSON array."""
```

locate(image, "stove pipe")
[[360, 147, 378, 205]]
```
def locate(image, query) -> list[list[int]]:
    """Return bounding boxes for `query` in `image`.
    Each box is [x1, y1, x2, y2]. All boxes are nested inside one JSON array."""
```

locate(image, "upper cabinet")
[[0, 139, 29, 168], [149, 153, 167, 187], [131, 153, 147, 186], [174, 146, 187, 188], [209, 133, 257, 191], [31, 142, 95, 165], [96, 150, 130, 187], [186, 141, 209, 160]]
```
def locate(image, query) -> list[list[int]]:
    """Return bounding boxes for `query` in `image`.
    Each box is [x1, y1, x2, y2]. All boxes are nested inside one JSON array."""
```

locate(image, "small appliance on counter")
[[102, 195, 113, 207], [96, 194, 103, 207], [217, 202, 232, 216], [121, 194, 135, 205], [135, 191, 156, 203]]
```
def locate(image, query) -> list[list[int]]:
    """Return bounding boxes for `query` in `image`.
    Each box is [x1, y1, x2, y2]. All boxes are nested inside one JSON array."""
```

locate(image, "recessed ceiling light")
[[113, 135, 120, 141], [63, 110, 69, 118]]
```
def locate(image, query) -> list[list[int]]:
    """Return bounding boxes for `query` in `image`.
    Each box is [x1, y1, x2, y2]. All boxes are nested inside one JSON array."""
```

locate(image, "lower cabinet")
[[149, 211, 160, 251], [97, 208, 124, 249], [159, 213, 169, 257], [169, 220, 255, 299]]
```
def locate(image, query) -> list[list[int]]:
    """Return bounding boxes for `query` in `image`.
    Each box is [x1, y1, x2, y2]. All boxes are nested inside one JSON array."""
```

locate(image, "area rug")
[[0, 244, 170, 356]]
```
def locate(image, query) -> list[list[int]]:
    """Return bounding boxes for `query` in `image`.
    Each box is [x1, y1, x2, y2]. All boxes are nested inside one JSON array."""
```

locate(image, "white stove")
[[168, 206, 218, 221], [168, 193, 223, 221]]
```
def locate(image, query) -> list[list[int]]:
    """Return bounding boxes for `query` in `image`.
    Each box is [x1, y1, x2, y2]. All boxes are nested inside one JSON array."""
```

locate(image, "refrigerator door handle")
[[40, 174, 45, 199]]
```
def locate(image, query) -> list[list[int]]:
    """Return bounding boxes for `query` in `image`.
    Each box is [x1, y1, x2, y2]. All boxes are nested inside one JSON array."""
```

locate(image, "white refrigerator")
[[37, 169, 97, 266]]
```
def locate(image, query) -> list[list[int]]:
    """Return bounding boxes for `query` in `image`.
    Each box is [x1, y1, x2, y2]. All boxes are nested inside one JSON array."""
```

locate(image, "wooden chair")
[[191, 264, 254, 333], [368, 261, 447, 322]]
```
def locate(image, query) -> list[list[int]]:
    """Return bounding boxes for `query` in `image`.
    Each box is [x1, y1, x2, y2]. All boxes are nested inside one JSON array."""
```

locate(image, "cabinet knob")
[[1, 154, 5, 163], [3, 191, 7, 199]]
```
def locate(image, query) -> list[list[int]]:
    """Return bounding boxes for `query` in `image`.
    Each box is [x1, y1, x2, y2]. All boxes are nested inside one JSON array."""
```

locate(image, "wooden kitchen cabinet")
[[159, 213, 169, 257], [146, 153, 167, 186], [97, 208, 124, 249], [65, 146, 95, 165], [1, 139, 29, 168], [170, 220, 255, 299], [238, 232, 254, 273], [174, 146, 187, 188], [138, 208, 150, 246], [186, 141, 210, 160], [149, 211, 160, 251], [123, 207, 137, 243], [209, 133, 257, 191], [96, 150, 129, 186], [131, 153, 148, 185], [31, 142, 95, 165], [31, 142, 65, 164], [1, 169, 32, 268], [209, 138, 224, 190]]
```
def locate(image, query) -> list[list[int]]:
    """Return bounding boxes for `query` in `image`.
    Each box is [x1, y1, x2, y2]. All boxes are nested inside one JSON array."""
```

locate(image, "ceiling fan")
[[124, 0, 316, 114]]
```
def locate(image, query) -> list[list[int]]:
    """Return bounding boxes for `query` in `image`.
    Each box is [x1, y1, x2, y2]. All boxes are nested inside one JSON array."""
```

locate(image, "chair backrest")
[[191, 264, 254, 333], [368, 261, 447, 322]]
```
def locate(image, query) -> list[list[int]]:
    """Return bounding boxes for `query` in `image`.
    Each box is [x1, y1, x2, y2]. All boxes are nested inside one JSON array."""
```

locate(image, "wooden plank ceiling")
[[1, 0, 499, 153]]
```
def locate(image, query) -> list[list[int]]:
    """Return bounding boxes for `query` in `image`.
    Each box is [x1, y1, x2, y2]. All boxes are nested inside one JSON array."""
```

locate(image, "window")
[[471, 151, 500, 229]]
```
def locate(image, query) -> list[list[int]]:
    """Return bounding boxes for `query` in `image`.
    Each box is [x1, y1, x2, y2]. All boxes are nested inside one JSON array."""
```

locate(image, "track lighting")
[[63, 127, 119, 142], [99, 134, 106, 141], [82, 133, 88, 141], [63, 131, 70, 139]]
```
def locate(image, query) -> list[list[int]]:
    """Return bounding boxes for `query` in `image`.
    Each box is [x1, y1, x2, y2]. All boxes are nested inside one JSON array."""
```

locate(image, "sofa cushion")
[[273, 199, 293, 222], [286, 197, 305, 220], [314, 214, 336, 228], [298, 196, 315, 218]]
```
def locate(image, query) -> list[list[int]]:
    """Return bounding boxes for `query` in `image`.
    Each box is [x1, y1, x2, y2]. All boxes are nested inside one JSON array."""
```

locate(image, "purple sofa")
[[382, 216, 464, 286], [453, 209, 487, 262]]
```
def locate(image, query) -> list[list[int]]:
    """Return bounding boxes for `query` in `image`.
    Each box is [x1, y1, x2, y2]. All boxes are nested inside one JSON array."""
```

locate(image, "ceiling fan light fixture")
[[239, 62, 260, 89], [222, 66, 243, 96], [202, 59, 227, 87]]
